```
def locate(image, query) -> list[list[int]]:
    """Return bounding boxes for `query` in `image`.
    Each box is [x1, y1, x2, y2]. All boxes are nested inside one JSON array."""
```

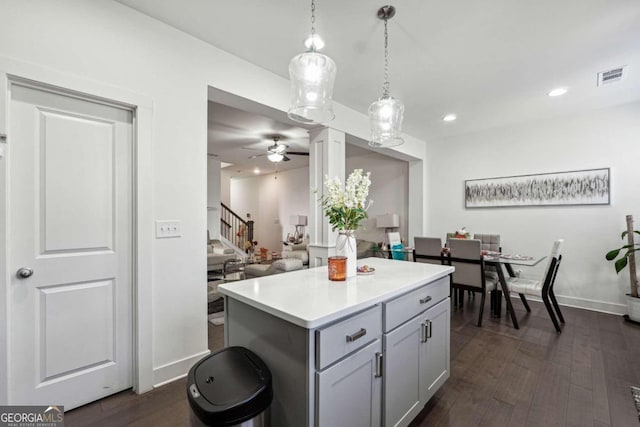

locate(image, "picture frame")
[[465, 168, 610, 208]]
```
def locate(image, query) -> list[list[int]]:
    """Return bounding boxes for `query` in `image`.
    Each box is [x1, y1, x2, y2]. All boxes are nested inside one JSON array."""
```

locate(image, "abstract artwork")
[[465, 168, 610, 208]]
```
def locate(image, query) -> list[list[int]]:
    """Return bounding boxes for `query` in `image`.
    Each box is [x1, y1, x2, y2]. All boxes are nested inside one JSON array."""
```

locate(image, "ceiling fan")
[[250, 136, 309, 163]]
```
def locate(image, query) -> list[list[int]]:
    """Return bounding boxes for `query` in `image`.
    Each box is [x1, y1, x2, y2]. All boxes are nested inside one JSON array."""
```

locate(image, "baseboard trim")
[[153, 349, 211, 388], [510, 294, 626, 316]]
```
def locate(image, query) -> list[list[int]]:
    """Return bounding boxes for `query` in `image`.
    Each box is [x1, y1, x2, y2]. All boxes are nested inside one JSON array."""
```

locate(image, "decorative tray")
[[357, 266, 375, 276]]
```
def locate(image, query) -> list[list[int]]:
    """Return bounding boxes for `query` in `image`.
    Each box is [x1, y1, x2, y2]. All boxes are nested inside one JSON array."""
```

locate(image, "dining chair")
[[473, 234, 501, 253], [473, 234, 501, 280], [448, 238, 499, 327], [413, 237, 444, 265], [506, 239, 565, 332]]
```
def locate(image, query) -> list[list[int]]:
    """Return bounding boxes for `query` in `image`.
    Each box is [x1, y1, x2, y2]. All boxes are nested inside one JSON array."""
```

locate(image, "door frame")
[[0, 56, 154, 403]]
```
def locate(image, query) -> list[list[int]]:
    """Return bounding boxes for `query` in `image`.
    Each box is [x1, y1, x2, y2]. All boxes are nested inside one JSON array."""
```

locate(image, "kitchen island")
[[218, 257, 453, 427]]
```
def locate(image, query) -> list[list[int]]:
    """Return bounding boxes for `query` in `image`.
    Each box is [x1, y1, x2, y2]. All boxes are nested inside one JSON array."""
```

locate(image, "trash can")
[[187, 346, 272, 426]]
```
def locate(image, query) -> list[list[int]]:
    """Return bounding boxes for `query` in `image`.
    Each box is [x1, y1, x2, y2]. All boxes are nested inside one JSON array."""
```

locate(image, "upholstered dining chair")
[[473, 234, 501, 253], [506, 239, 565, 332], [413, 237, 445, 265], [448, 238, 498, 327]]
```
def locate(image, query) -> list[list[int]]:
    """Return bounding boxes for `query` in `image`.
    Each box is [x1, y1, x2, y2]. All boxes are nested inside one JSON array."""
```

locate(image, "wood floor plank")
[[566, 383, 594, 427], [63, 303, 640, 427]]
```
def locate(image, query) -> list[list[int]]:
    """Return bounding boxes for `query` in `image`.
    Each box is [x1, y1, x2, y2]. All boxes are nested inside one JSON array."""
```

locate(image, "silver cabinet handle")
[[375, 352, 383, 378], [346, 328, 367, 343], [16, 267, 33, 279], [421, 320, 432, 342], [419, 296, 432, 304]]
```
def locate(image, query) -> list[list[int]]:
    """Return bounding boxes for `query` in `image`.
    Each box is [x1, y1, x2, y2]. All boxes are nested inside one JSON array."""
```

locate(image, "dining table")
[[483, 252, 547, 329]]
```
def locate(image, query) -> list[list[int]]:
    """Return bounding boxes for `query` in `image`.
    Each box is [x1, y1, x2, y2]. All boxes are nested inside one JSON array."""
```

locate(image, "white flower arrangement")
[[320, 169, 372, 231]]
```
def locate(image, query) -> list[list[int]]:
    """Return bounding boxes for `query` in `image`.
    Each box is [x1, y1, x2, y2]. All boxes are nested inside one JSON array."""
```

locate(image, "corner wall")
[[426, 101, 640, 313], [230, 167, 310, 252]]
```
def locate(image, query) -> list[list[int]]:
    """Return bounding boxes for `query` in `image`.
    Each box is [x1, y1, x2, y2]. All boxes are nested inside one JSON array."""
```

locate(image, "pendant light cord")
[[383, 17, 390, 98]]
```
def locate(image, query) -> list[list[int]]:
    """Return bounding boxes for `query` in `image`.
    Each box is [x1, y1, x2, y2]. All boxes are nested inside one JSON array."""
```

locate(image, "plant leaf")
[[606, 249, 621, 260], [614, 257, 628, 274]]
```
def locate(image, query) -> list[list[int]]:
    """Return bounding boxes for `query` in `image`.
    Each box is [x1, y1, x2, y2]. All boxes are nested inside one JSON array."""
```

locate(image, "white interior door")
[[7, 81, 133, 410]]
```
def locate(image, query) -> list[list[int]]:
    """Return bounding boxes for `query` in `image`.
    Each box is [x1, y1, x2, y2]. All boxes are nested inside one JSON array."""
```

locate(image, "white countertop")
[[218, 257, 454, 329]]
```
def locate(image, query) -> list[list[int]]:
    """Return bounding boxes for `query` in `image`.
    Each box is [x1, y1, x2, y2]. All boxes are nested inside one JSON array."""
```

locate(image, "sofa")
[[282, 242, 309, 265], [244, 258, 304, 278], [207, 239, 236, 272]]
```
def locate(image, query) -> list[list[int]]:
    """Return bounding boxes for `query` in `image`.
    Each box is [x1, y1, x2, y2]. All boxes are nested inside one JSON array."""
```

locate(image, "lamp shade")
[[290, 215, 308, 226], [376, 213, 399, 228], [368, 96, 405, 147], [288, 51, 336, 124]]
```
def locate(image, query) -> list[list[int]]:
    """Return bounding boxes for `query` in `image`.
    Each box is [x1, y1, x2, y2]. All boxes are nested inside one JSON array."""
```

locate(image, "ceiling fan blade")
[[285, 151, 309, 156], [282, 155, 291, 162]]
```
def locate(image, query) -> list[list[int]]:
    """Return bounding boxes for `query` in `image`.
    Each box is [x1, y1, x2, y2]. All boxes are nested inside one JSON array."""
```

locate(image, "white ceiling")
[[208, 102, 311, 176], [118, 0, 640, 146]]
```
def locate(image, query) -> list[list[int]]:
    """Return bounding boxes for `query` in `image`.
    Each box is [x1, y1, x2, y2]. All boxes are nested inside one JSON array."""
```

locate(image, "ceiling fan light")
[[268, 152, 284, 163], [368, 96, 405, 148], [288, 51, 336, 124]]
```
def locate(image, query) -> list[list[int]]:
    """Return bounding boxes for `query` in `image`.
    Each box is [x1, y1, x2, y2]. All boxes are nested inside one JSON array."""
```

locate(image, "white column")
[[308, 127, 345, 267]]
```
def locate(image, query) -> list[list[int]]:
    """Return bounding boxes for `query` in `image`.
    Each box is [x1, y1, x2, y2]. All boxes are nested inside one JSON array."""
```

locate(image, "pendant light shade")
[[368, 5, 404, 147], [288, 0, 337, 124], [368, 96, 405, 147], [288, 51, 336, 124]]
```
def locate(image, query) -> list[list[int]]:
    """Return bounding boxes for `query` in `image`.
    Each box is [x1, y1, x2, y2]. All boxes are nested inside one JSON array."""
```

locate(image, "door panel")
[[316, 339, 382, 427], [383, 316, 422, 427], [40, 109, 115, 253], [420, 299, 450, 403], [39, 280, 114, 380], [8, 81, 133, 410]]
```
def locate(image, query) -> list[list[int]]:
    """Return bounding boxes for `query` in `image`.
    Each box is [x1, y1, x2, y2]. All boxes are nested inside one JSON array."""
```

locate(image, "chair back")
[[413, 237, 443, 265], [541, 239, 564, 291], [473, 234, 501, 252], [449, 238, 484, 289]]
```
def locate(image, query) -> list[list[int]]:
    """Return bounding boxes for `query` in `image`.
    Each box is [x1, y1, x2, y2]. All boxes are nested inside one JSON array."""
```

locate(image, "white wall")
[[230, 167, 309, 252], [207, 158, 221, 239], [426, 101, 640, 314], [0, 0, 428, 393], [346, 150, 409, 245]]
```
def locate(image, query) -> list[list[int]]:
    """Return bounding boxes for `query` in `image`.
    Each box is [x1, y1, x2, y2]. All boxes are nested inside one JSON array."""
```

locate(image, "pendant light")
[[368, 5, 404, 147], [288, 0, 337, 124]]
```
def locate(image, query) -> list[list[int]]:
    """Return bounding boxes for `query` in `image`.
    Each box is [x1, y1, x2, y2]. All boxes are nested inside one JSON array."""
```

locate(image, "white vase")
[[626, 294, 640, 323], [336, 230, 357, 278]]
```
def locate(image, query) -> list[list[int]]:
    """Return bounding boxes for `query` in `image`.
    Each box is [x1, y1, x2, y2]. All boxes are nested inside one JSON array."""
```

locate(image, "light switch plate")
[[156, 220, 182, 238]]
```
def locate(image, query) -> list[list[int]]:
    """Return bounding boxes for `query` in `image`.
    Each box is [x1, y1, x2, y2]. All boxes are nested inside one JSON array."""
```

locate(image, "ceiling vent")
[[597, 66, 626, 86]]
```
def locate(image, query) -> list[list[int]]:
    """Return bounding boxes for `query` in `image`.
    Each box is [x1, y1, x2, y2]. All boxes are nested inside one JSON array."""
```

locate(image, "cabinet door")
[[383, 316, 423, 427], [316, 339, 382, 427], [420, 298, 450, 403]]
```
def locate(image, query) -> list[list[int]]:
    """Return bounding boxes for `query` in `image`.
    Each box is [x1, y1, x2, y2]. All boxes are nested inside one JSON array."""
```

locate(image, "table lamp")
[[290, 215, 307, 243], [376, 213, 399, 249]]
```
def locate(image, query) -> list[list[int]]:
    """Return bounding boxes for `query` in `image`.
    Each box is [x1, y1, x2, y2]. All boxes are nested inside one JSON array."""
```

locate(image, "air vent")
[[597, 66, 626, 86]]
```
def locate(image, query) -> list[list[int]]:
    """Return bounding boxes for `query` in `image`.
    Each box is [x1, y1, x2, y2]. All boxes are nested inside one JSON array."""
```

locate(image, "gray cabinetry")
[[316, 339, 382, 427], [382, 279, 451, 427], [420, 299, 450, 404], [220, 259, 453, 427]]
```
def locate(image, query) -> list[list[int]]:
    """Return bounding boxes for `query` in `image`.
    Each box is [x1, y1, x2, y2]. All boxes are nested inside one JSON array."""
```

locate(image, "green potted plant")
[[605, 214, 640, 323]]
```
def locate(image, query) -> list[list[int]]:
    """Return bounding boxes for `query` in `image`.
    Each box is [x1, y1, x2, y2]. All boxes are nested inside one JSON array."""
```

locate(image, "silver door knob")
[[16, 267, 33, 279]]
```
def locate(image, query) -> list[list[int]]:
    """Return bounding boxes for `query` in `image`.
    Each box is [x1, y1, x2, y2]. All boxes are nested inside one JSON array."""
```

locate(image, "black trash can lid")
[[187, 346, 273, 426]]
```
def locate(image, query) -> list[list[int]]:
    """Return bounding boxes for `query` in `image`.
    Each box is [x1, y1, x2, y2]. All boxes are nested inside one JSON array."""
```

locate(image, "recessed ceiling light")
[[253, 168, 260, 174], [443, 114, 457, 122], [548, 87, 568, 97]]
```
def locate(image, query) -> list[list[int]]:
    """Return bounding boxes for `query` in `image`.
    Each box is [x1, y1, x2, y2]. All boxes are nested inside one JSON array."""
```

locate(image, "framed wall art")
[[465, 168, 610, 208]]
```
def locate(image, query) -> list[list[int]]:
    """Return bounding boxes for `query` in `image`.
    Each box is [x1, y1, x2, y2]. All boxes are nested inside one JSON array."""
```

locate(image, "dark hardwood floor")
[[66, 299, 640, 426]]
